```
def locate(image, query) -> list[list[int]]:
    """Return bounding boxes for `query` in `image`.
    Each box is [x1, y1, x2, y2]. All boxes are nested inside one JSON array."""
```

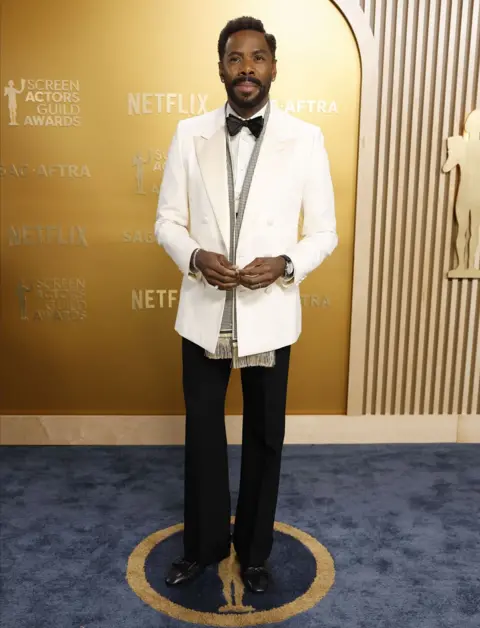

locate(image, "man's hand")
[[195, 250, 239, 290], [238, 256, 285, 290]]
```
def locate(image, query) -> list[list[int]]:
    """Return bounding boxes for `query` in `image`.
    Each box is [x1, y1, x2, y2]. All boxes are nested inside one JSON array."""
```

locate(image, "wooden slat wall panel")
[[359, 0, 480, 415]]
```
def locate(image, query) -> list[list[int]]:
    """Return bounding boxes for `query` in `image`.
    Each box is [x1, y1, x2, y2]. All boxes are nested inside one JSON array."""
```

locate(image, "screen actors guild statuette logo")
[[217, 548, 254, 614], [16, 278, 87, 321], [4, 79, 26, 126], [17, 283, 31, 320], [133, 151, 151, 195], [3, 79, 81, 127], [133, 150, 167, 195], [126, 520, 335, 626], [443, 109, 480, 279]]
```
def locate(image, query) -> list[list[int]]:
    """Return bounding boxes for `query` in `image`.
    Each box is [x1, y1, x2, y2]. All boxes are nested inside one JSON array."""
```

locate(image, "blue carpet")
[[1, 444, 479, 627]]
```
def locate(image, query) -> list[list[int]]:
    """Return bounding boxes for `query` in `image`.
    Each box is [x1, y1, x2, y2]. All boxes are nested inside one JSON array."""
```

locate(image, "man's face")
[[219, 30, 276, 113]]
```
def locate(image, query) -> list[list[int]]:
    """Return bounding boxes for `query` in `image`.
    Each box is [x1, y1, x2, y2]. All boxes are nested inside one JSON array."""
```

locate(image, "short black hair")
[[217, 16, 277, 61]]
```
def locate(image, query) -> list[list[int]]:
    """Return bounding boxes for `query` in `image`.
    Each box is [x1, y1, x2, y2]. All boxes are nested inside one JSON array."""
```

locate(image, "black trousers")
[[182, 337, 291, 567]]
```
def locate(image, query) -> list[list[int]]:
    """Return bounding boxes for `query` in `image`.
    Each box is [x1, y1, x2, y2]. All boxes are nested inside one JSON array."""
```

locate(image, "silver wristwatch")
[[280, 255, 294, 277]]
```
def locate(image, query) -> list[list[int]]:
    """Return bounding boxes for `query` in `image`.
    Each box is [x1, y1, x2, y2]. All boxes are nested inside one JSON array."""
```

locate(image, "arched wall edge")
[[328, 0, 379, 415]]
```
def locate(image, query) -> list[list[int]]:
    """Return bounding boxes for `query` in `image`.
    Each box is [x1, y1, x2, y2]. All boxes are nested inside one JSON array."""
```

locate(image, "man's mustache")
[[232, 76, 263, 88]]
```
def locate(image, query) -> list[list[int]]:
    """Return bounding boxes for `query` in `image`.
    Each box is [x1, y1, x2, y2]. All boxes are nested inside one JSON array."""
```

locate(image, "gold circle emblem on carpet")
[[126, 520, 335, 626]]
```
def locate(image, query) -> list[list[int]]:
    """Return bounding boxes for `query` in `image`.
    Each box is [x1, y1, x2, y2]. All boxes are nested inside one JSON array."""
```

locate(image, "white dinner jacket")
[[155, 102, 338, 357]]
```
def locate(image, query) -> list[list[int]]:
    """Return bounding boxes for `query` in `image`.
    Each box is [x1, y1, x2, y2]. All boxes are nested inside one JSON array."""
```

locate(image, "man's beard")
[[225, 76, 271, 113]]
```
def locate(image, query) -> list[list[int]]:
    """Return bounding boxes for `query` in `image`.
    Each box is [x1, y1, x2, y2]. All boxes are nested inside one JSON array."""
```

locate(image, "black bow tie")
[[226, 114, 264, 139]]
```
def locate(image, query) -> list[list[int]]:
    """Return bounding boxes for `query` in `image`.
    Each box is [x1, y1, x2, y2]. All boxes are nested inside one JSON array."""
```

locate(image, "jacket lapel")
[[194, 108, 230, 253], [236, 106, 296, 249]]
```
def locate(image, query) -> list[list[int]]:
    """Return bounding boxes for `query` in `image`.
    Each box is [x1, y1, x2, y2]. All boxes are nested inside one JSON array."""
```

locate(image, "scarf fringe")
[[205, 335, 275, 368]]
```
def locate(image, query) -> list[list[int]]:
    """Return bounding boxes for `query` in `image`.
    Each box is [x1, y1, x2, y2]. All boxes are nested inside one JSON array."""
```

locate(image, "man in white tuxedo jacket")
[[155, 16, 337, 593]]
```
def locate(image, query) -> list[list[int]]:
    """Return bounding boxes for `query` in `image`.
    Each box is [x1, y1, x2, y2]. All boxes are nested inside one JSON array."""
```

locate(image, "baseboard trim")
[[0, 414, 478, 445]]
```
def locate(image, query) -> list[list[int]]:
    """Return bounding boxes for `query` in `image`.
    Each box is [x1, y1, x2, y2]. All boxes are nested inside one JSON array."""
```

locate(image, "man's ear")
[[272, 61, 277, 82], [218, 61, 225, 82]]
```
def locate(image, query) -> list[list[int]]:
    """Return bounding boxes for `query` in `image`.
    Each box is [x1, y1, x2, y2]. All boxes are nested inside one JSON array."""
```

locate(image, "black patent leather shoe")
[[240, 564, 270, 593], [165, 557, 205, 587]]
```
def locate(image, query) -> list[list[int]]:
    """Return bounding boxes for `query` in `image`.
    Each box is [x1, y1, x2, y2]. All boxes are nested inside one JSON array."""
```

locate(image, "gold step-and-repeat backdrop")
[[0, 0, 360, 415]]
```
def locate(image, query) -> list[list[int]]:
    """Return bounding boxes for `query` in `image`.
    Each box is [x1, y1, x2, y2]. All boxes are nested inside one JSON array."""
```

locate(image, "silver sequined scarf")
[[205, 101, 275, 368]]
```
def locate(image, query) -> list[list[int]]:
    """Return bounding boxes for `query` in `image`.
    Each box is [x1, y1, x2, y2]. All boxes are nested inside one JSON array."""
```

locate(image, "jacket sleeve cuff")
[[187, 248, 202, 281]]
